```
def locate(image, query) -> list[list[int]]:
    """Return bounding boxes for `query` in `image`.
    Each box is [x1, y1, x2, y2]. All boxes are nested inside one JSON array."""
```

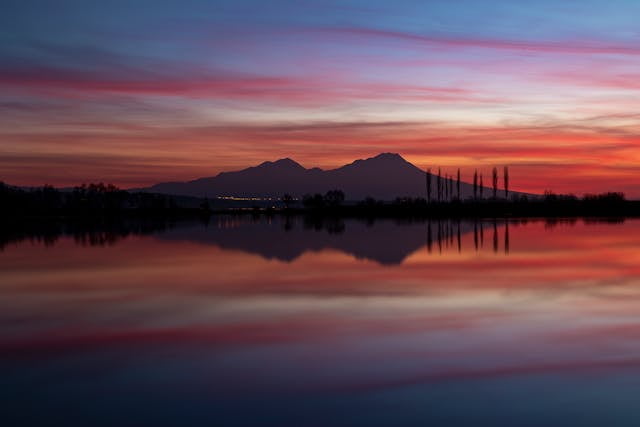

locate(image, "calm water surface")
[[2, 217, 640, 426]]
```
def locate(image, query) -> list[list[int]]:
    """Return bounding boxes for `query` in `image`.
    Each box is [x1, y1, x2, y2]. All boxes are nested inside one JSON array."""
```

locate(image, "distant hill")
[[139, 153, 530, 201]]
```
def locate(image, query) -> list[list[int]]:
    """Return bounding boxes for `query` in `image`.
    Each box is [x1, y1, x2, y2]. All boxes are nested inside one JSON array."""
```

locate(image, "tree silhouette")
[[426, 169, 432, 203], [457, 168, 461, 200], [492, 167, 498, 199], [437, 168, 442, 202], [445, 174, 451, 200], [473, 170, 478, 200], [282, 193, 294, 209], [443, 174, 446, 201], [504, 166, 509, 199], [479, 174, 484, 199], [450, 174, 453, 201], [302, 193, 324, 208], [444, 174, 448, 201], [324, 189, 345, 207]]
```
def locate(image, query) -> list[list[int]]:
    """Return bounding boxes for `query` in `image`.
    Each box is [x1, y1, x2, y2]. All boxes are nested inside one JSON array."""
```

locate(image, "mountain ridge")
[[139, 153, 529, 200]]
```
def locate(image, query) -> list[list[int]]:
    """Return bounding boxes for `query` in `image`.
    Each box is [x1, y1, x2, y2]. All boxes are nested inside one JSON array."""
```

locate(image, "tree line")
[[0, 182, 192, 217], [426, 166, 511, 202], [2, 179, 635, 219]]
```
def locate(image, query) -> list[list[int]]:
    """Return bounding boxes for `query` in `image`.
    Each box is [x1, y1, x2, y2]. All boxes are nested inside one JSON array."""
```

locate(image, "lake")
[[2, 216, 640, 426]]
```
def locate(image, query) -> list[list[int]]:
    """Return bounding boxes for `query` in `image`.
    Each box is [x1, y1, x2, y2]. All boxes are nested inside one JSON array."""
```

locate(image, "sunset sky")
[[1, 1, 639, 196]]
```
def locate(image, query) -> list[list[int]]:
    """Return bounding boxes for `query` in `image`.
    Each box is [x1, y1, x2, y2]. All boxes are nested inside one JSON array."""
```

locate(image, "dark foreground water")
[[2, 216, 640, 426]]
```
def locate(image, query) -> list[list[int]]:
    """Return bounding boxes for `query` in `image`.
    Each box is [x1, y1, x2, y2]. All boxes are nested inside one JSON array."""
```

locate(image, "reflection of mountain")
[[0, 216, 499, 264], [4, 216, 624, 264], [6, 215, 587, 265], [141, 153, 532, 201], [158, 216, 485, 265]]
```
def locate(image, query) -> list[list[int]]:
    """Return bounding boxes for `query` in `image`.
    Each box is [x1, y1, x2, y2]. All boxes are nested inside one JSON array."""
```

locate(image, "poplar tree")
[[445, 174, 449, 201], [442, 173, 446, 201], [492, 167, 498, 199], [426, 168, 432, 202], [473, 170, 478, 200], [504, 166, 509, 199]]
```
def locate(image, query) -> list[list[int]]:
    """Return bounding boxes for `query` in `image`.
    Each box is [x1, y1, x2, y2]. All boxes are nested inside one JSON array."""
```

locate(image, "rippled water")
[[2, 216, 640, 426]]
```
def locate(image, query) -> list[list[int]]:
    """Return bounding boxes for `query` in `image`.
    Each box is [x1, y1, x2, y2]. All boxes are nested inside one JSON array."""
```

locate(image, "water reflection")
[[2, 217, 640, 426], [1, 216, 626, 265], [0, 218, 176, 250]]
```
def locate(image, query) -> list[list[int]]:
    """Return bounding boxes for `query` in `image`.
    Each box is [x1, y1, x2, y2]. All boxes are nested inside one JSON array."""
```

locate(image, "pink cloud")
[[321, 27, 640, 56], [2, 119, 639, 196], [0, 65, 496, 106]]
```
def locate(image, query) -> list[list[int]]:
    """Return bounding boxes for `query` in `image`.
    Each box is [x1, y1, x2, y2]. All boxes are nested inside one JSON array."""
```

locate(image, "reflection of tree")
[[425, 220, 475, 255], [325, 218, 346, 235], [450, 221, 454, 246], [474, 221, 479, 251], [302, 216, 345, 234], [504, 221, 510, 254], [420, 219, 510, 256], [544, 218, 578, 229], [283, 216, 294, 232], [4, 215, 628, 263], [0, 218, 175, 250]]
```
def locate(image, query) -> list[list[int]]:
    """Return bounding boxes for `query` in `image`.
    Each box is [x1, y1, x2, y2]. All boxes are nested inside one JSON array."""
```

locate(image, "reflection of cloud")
[[0, 308, 512, 359], [328, 358, 640, 394], [2, 219, 640, 410]]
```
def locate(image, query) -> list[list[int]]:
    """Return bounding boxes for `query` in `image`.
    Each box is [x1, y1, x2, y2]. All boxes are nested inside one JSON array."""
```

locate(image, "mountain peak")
[[334, 152, 419, 177], [343, 152, 411, 168], [370, 152, 407, 162], [257, 157, 304, 170]]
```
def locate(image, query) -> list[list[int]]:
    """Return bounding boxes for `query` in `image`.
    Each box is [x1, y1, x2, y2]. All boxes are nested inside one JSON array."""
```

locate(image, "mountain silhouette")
[[141, 153, 526, 200]]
